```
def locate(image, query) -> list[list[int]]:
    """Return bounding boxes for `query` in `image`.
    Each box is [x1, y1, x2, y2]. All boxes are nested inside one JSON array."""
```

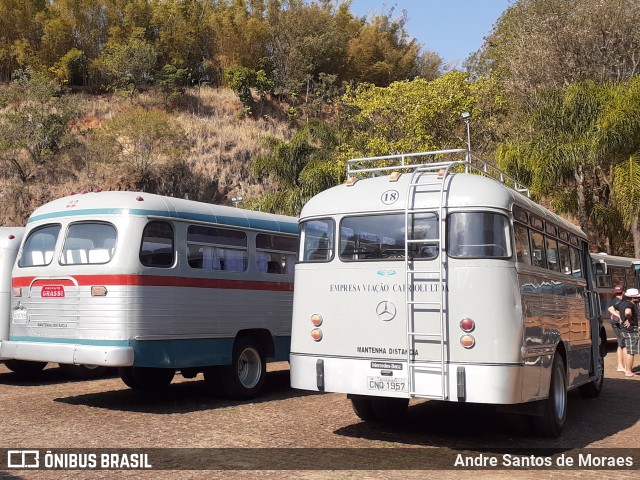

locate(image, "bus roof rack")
[[346, 148, 530, 198]]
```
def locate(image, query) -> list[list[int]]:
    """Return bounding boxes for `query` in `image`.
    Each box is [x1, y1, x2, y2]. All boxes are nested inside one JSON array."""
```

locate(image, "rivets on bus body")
[[460, 335, 475, 349], [389, 171, 401, 182], [311, 313, 323, 326], [12, 287, 21, 297], [136, 196, 144, 201], [91, 286, 108, 297], [311, 328, 323, 341], [345, 177, 358, 186], [460, 317, 475, 332]]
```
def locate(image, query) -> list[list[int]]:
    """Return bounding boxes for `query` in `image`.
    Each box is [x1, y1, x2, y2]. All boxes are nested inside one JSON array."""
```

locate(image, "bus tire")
[[220, 337, 266, 400], [203, 366, 224, 396], [59, 364, 111, 380], [4, 359, 47, 377], [579, 347, 605, 399], [370, 397, 409, 423], [532, 354, 567, 437], [350, 395, 377, 421], [118, 366, 175, 390]]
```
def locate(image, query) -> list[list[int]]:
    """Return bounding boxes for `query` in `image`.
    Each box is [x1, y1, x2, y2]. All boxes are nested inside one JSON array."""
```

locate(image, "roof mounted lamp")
[[461, 111, 471, 165]]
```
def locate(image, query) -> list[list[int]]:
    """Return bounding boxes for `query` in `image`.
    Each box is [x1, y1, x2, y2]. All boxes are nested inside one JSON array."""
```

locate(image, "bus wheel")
[[350, 395, 377, 421], [579, 355, 605, 399], [220, 338, 266, 400], [579, 338, 605, 399], [4, 360, 47, 377], [532, 355, 567, 437], [118, 366, 175, 390], [59, 364, 111, 380], [370, 397, 409, 422]]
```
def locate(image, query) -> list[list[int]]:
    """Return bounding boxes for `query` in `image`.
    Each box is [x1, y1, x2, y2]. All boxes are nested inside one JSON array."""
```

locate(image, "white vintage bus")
[[290, 149, 605, 437], [0, 191, 297, 398], [591, 252, 640, 341]]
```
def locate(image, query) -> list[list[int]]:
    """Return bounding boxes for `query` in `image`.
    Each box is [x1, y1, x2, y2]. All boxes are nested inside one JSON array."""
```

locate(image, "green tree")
[[94, 31, 157, 96], [497, 78, 640, 254], [157, 64, 188, 106], [476, 0, 640, 101], [150, 0, 218, 84], [92, 107, 189, 190], [345, 8, 422, 86], [250, 120, 342, 215], [339, 72, 504, 158], [0, 68, 79, 182], [0, 0, 45, 81]]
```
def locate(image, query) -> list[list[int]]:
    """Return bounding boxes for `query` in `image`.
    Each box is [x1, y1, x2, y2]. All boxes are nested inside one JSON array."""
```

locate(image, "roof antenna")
[[461, 111, 471, 163]]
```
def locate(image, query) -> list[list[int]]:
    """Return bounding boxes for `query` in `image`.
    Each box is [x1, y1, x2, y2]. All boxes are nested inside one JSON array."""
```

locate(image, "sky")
[[349, 0, 513, 66]]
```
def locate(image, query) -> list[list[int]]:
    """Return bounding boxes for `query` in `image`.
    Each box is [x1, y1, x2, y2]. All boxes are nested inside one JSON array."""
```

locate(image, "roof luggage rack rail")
[[346, 148, 530, 197]]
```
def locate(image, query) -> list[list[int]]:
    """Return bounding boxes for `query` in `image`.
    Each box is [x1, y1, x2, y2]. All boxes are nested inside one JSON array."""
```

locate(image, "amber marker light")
[[311, 313, 323, 327], [460, 335, 475, 349], [311, 329, 323, 341], [345, 177, 358, 186], [12, 287, 21, 297], [91, 286, 108, 297], [460, 317, 475, 332], [438, 168, 446, 177], [389, 171, 401, 182]]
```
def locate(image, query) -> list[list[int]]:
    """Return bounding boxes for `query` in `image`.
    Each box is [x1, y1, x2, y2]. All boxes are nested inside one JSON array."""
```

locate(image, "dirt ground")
[[1, 345, 639, 480]]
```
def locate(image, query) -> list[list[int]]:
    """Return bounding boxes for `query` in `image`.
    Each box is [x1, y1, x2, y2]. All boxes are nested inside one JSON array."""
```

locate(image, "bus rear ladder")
[[404, 165, 453, 400]]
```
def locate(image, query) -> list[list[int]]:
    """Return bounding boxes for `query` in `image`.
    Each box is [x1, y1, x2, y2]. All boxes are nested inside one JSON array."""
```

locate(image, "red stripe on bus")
[[12, 274, 294, 292]]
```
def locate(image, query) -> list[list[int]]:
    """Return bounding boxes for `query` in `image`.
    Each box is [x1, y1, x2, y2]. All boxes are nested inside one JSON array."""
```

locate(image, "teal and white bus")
[[1, 192, 297, 398]]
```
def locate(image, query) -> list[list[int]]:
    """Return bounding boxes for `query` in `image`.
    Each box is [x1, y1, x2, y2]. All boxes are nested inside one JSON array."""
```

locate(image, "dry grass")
[[0, 86, 294, 226]]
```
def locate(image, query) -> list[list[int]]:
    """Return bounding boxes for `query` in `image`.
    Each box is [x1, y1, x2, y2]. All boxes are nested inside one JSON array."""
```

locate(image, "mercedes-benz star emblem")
[[376, 301, 396, 321]]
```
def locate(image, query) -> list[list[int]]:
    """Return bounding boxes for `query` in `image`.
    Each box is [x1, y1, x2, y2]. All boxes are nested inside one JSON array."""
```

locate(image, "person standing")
[[619, 288, 640, 377], [608, 284, 626, 372]]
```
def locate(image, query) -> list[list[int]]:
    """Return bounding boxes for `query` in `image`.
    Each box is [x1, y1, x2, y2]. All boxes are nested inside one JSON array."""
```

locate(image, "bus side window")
[[255, 234, 297, 274], [140, 221, 174, 268], [570, 247, 583, 277], [531, 231, 546, 268], [514, 223, 531, 265]]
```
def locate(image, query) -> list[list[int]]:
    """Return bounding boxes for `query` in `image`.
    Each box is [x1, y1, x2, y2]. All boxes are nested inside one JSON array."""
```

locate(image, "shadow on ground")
[[53, 369, 321, 414]]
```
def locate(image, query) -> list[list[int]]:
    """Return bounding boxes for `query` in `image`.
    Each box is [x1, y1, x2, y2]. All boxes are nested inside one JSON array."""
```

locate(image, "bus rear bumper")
[[0, 340, 134, 367], [290, 353, 529, 404]]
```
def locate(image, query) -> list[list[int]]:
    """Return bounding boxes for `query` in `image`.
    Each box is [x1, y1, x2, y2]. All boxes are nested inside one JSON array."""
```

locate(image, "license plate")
[[367, 376, 407, 392], [41, 285, 65, 298], [12, 309, 27, 323]]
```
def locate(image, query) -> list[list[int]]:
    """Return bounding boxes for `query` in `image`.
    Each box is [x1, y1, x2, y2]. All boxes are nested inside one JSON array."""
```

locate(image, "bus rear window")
[[61, 223, 117, 265], [19, 224, 61, 267], [448, 212, 510, 258], [338, 213, 438, 262]]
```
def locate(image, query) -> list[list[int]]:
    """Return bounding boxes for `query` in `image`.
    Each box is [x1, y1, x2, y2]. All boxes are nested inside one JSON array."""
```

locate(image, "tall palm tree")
[[497, 80, 640, 253]]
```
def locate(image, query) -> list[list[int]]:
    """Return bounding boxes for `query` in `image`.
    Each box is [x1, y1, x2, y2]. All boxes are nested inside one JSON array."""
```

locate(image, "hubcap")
[[236, 347, 261, 389], [553, 364, 566, 420]]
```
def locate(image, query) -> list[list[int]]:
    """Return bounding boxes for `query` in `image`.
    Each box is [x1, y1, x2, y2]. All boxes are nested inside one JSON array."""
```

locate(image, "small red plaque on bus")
[[41, 285, 65, 298]]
